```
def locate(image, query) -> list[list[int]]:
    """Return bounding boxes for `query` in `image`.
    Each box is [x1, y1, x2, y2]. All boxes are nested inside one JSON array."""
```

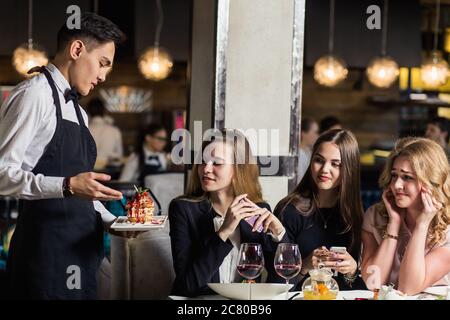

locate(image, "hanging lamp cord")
[[433, 0, 441, 52], [381, 0, 389, 56], [154, 0, 164, 50], [93, 0, 99, 14], [28, 0, 33, 50], [328, 0, 335, 55]]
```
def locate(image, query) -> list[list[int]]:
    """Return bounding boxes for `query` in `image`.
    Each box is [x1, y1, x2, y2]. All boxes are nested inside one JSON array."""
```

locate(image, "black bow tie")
[[65, 88, 79, 105], [27, 66, 45, 74]]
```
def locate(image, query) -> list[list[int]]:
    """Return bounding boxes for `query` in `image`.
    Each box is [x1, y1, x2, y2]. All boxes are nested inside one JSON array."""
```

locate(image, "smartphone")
[[245, 215, 263, 232], [330, 247, 346, 276], [239, 198, 263, 232], [330, 246, 347, 254]]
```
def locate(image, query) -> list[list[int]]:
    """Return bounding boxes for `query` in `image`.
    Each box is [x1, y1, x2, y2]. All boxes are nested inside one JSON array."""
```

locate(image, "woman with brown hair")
[[169, 129, 287, 297], [361, 137, 450, 295], [274, 129, 365, 290]]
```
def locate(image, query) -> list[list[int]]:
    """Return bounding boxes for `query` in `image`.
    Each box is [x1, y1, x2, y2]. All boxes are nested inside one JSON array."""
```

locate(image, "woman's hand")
[[244, 198, 285, 236], [326, 251, 358, 276], [382, 189, 405, 232], [299, 246, 328, 275], [309, 247, 357, 276], [217, 194, 259, 241], [417, 187, 442, 227]]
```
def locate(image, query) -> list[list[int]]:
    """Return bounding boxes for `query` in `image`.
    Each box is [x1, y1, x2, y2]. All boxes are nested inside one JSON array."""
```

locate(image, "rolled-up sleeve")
[[93, 200, 117, 228], [0, 85, 64, 200]]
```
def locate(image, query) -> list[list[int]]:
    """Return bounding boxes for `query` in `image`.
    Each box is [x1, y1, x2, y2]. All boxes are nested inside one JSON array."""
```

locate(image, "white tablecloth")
[[169, 287, 450, 300]]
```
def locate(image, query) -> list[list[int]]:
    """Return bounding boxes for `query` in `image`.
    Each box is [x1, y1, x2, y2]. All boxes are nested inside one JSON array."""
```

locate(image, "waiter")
[[0, 13, 124, 299]]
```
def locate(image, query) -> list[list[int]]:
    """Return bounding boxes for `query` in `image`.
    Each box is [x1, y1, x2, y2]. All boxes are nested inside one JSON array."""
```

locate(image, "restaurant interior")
[[0, 0, 450, 300]]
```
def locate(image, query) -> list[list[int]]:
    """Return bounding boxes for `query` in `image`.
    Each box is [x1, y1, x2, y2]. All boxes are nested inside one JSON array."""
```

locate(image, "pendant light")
[[12, 0, 48, 77], [366, 0, 399, 88], [420, 0, 449, 88], [138, 0, 173, 81], [314, 0, 348, 87]]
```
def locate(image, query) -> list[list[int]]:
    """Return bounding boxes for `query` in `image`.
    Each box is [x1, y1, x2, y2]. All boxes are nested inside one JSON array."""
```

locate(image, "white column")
[[189, 0, 306, 208]]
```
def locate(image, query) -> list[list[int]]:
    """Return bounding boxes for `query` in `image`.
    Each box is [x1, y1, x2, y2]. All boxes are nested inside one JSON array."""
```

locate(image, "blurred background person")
[[297, 117, 319, 184], [87, 98, 123, 169], [319, 115, 342, 134], [119, 123, 170, 185], [425, 116, 450, 157]]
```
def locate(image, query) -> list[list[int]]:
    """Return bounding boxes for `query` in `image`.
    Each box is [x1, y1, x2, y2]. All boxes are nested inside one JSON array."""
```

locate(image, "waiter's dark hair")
[[56, 12, 125, 52]]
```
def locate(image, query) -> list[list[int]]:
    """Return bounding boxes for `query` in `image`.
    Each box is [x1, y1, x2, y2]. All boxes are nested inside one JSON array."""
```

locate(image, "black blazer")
[[169, 198, 289, 297]]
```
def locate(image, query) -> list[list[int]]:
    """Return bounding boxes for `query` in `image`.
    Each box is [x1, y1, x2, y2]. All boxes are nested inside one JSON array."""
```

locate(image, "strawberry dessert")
[[126, 187, 155, 224]]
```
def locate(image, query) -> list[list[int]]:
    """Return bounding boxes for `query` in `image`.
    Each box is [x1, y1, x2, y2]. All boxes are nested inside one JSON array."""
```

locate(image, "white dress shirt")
[[0, 63, 116, 227], [212, 211, 287, 283], [119, 146, 168, 182], [89, 116, 123, 162], [213, 215, 241, 283]]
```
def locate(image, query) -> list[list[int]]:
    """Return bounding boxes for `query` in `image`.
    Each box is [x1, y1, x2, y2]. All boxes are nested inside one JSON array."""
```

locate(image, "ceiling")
[[421, 0, 450, 5]]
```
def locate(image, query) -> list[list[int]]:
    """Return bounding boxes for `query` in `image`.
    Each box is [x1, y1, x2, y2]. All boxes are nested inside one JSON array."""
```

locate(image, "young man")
[[425, 116, 450, 157], [0, 12, 125, 299]]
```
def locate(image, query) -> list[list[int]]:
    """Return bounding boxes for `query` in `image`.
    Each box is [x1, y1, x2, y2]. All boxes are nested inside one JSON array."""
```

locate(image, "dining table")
[[169, 287, 450, 300]]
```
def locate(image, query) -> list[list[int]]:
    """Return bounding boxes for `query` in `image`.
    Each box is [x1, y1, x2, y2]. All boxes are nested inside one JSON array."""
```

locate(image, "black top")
[[169, 198, 289, 297], [279, 203, 366, 290]]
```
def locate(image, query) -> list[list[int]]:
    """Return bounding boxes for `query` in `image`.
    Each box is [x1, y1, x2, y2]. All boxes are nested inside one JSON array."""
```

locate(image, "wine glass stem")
[[285, 279, 289, 300], [249, 281, 252, 300]]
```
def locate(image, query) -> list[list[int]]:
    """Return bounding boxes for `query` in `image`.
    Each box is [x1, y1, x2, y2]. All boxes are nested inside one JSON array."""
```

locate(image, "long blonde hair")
[[374, 137, 450, 248], [275, 129, 364, 251], [181, 129, 264, 203]]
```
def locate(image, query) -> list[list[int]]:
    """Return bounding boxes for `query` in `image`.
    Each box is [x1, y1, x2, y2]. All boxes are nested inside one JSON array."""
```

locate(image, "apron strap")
[[40, 68, 63, 121], [71, 94, 87, 128]]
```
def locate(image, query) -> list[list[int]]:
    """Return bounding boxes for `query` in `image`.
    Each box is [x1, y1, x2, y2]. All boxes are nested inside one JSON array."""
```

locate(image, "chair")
[[109, 224, 175, 299], [144, 173, 184, 215]]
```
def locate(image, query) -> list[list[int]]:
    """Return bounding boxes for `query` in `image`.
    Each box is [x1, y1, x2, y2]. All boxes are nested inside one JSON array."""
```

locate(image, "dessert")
[[126, 187, 155, 224]]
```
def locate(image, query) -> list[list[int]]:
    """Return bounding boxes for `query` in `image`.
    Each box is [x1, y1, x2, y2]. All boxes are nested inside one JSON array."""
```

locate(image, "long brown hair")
[[374, 137, 450, 248], [181, 129, 264, 203], [274, 129, 364, 251]]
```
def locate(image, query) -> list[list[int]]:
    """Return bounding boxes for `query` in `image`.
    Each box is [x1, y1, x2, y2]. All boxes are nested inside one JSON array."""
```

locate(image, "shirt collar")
[[45, 63, 72, 96], [143, 145, 160, 157]]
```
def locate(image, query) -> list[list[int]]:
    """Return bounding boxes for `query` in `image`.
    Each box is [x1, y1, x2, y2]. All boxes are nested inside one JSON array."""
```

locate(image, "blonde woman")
[[169, 129, 287, 297], [361, 137, 450, 295]]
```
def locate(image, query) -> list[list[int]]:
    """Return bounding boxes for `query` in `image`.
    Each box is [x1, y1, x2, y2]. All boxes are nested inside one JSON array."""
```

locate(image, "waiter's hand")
[[70, 172, 123, 201]]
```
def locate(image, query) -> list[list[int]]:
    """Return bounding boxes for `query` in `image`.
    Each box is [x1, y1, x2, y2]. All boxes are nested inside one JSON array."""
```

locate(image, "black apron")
[[6, 68, 103, 299]]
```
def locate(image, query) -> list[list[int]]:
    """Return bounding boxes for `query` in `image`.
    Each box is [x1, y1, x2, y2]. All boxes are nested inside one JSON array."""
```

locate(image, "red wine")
[[275, 264, 301, 279], [237, 264, 263, 279]]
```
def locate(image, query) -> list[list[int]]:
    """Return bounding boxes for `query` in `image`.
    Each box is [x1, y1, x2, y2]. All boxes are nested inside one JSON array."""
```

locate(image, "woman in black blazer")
[[169, 129, 288, 297]]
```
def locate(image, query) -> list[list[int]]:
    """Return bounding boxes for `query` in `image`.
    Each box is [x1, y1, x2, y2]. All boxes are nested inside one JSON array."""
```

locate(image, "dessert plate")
[[110, 215, 167, 231]]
